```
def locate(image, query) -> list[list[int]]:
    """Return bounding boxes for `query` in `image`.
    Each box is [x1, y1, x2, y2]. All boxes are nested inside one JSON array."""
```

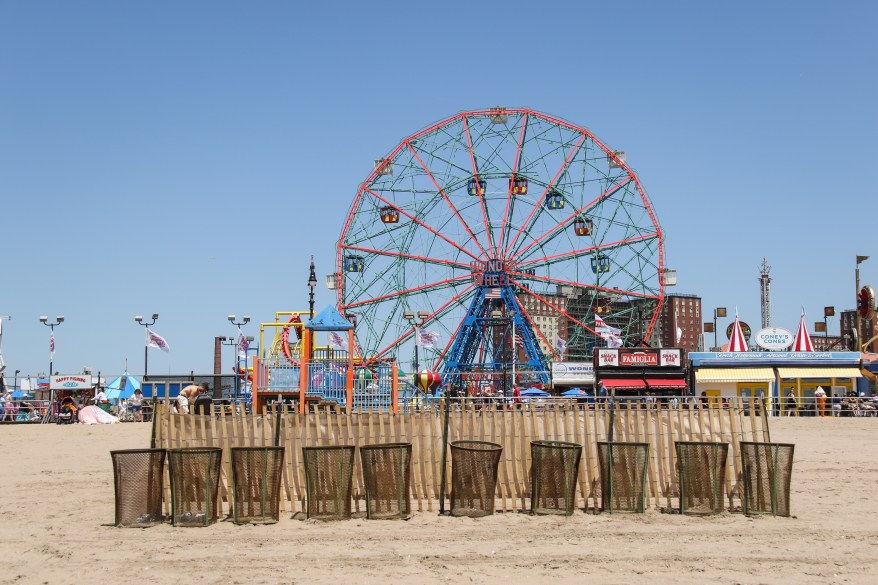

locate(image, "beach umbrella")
[[521, 387, 550, 397], [104, 372, 141, 401], [726, 314, 748, 352], [561, 388, 586, 396], [792, 308, 814, 352]]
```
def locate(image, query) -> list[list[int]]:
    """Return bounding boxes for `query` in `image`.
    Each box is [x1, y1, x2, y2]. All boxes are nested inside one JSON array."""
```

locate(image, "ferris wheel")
[[335, 107, 668, 384]]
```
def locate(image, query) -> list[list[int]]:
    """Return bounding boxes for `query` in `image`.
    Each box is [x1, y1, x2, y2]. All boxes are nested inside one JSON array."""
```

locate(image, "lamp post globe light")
[[228, 315, 251, 398], [39, 315, 64, 376], [403, 310, 430, 372], [308, 256, 317, 363], [134, 313, 158, 381]]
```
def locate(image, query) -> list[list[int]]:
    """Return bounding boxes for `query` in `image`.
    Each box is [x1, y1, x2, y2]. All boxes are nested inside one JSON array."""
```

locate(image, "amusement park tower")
[[759, 258, 771, 329]]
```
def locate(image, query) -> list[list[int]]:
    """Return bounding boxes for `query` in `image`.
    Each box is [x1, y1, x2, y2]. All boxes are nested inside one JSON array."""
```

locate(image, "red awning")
[[600, 378, 646, 390], [645, 378, 687, 389]]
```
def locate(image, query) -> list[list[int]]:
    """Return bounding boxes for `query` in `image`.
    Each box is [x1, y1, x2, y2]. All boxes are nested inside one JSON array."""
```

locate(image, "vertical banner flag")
[[554, 333, 567, 356], [675, 326, 683, 345], [146, 328, 170, 352], [237, 326, 250, 358], [417, 329, 440, 348], [328, 331, 347, 349], [50, 329, 55, 360], [595, 315, 623, 348]]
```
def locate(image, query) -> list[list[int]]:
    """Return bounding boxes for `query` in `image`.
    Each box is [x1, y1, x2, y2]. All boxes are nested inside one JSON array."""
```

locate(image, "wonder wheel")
[[335, 107, 668, 386]]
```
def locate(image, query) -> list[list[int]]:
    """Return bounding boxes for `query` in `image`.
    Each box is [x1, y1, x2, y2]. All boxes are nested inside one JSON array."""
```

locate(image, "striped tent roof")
[[792, 312, 814, 352], [726, 316, 748, 352]]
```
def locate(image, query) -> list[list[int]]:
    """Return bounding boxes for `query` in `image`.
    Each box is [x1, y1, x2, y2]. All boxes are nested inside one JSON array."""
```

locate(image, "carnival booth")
[[593, 348, 688, 397], [690, 351, 863, 415]]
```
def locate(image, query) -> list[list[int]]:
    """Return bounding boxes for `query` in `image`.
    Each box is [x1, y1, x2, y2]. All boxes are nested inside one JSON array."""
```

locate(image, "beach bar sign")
[[50, 375, 93, 390], [753, 327, 794, 351]]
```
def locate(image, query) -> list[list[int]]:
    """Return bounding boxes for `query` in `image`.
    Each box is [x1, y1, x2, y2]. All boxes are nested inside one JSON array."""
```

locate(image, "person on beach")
[[786, 390, 797, 416], [128, 389, 144, 422], [177, 384, 205, 415]]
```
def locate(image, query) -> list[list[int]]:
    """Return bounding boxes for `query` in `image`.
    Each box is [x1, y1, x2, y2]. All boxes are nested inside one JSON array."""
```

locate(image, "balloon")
[[414, 370, 441, 394]]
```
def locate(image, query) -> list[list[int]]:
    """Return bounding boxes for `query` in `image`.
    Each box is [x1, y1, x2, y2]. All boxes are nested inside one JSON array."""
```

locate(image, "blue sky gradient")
[[1, 0, 876, 378]]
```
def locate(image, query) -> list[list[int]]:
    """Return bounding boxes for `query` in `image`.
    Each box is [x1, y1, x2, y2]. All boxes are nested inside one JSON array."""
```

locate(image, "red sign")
[[620, 351, 658, 366]]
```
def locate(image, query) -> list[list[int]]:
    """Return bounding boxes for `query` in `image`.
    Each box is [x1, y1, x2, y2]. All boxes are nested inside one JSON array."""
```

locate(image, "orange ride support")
[[299, 329, 311, 413]]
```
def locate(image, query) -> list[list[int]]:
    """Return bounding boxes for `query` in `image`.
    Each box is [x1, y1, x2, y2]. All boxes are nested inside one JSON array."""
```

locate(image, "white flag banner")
[[595, 315, 623, 347], [50, 329, 55, 360], [328, 331, 347, 349], [146, 328, 170, 352], [417, 329, 440, 348], [675, 326, 683, 344], [237, 326, 249, 358], [554, 333, 567, 356]]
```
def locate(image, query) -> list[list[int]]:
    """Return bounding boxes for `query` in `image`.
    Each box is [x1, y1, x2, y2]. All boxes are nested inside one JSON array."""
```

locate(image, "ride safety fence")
[[151, 396, 771, 516]]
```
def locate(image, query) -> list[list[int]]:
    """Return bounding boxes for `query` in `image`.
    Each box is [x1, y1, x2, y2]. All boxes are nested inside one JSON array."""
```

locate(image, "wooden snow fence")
[[152, 398, 770, 515]]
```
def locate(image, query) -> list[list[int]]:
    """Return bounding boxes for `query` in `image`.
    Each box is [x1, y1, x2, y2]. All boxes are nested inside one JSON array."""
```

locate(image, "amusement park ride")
[[253, 107, 670, 411]]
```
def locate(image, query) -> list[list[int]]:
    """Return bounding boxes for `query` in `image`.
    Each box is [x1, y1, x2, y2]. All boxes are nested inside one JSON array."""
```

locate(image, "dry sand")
[[1, 417, 877, 585]]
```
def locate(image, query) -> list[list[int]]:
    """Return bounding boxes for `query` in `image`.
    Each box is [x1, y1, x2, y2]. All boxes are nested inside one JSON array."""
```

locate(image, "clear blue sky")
[[1, 0, 876, 379]]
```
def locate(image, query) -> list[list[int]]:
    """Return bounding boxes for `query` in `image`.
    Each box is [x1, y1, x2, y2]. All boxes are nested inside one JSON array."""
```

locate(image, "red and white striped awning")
[[792, 312, 814, 352], [726, 316, 748, 352]]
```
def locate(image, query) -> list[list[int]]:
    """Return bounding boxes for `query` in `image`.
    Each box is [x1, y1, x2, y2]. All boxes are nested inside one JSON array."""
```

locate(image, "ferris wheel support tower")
[[759, 258, 771, 329]]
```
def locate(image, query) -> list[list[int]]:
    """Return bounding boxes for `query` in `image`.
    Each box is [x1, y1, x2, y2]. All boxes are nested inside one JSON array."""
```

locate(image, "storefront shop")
[[690, 351, 863, 415], [594, 348, 688, 396], [551, 361, 595, 390]]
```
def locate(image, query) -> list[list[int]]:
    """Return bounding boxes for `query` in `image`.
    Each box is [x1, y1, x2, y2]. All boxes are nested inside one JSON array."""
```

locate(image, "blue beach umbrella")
[[521, 387, 550, 397], [561, 388, 586, 396], [105, 372, 142, 401]]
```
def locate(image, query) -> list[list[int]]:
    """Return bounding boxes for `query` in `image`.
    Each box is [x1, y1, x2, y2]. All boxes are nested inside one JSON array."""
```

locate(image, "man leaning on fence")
[[177, 384, 206, 415]]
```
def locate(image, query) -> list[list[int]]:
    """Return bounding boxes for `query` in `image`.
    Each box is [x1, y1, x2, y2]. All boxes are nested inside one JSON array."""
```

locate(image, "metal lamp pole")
[[227, 314, 251, 399], [39, 315, 64, 376], [134, 314, 158, 381], [404, 310, 430, 373], [308, 256, 317, 364], [713, 307, 726, 350]]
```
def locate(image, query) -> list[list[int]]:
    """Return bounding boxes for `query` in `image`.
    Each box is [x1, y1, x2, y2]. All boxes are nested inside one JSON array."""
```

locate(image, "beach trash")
[[675, 441, 729, 515], [530, 440, 582, 516], [231, 446, 285, 524], [111, 448, 165, 527], [302, 445, 355, 520], [740, 442, 795, 517], [360, 442, 412, 519], [450, 440, 503, 517], [168, 447, 222, 527], [597, 442, 650, 513]]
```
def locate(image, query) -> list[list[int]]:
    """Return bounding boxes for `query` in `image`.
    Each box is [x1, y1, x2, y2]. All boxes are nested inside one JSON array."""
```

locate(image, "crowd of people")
[[783, 387, 878, 417]]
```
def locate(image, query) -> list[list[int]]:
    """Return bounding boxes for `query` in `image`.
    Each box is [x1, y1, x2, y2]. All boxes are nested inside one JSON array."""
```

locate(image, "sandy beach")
[[1, 417, 877, 585]]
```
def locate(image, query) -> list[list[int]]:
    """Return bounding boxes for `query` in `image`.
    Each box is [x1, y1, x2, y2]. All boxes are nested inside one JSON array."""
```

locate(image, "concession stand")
[[594, 347, 688, 397]]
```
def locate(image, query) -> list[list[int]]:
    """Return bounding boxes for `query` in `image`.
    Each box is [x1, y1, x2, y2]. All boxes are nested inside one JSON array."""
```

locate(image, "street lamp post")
[[14, 370, 20, 391], [39, 315, 64, 376], [134, 314, 158, 381], [856, 256, 869, 352], [308, 256, 317, 364], [703, 307, 726, 351], [491, 309, 517, 395], [403, 310, 430, 372], [227, 315, 251, 399], [824, 306, 834, 346]]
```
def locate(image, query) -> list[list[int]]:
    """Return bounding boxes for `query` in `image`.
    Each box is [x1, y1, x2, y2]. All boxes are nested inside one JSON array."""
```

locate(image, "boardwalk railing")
[[152, 398, 770, 515]]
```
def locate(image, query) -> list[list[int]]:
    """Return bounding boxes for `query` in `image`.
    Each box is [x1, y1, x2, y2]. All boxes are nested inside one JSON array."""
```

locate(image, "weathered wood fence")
[[152, 398, 770, 515]]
